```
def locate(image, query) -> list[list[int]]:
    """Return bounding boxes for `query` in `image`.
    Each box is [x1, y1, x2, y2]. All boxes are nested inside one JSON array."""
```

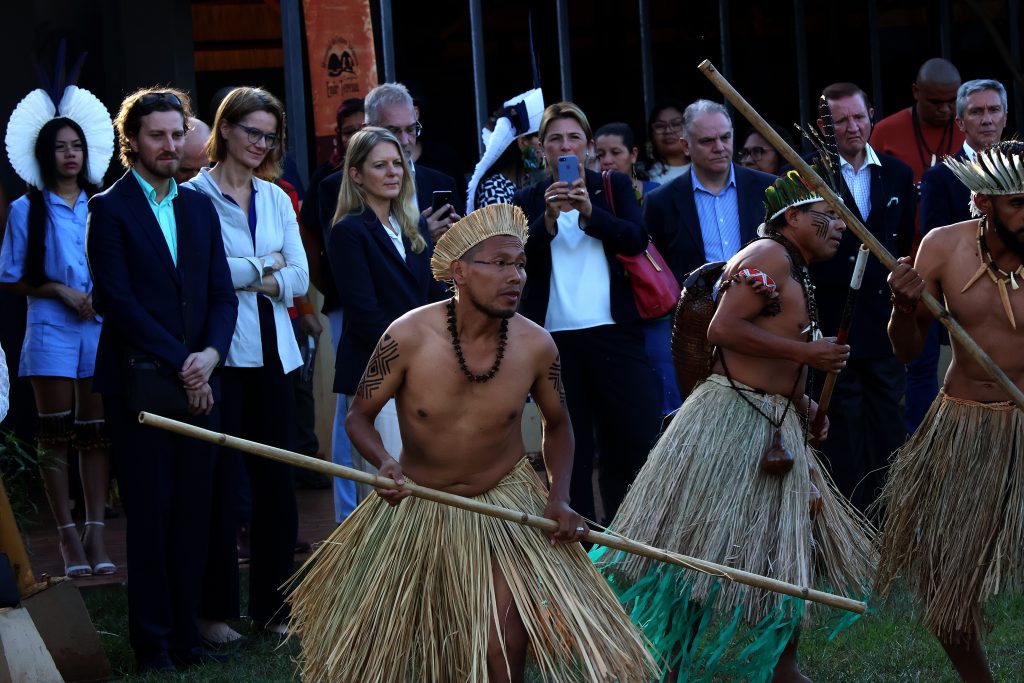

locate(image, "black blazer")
[[920, 149, 971, 236], [805, 150, 916, 358], [317, 162, 458, 239], [512, 169, 649, 326], [327, 206, 435, 394], [86, 171, 238, 397], [643, 164, 776, 285]]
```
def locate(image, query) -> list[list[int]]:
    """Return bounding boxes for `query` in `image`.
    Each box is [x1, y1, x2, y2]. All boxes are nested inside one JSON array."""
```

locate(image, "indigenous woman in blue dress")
[[0, 81, 115, 578]]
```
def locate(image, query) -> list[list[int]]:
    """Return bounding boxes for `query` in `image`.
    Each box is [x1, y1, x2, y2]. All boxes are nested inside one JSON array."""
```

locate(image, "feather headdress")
[[763, 96, 847, 222], [5, 41, 113, 189], [944, 140, 1024, 196], [431, 203, 529, 282]]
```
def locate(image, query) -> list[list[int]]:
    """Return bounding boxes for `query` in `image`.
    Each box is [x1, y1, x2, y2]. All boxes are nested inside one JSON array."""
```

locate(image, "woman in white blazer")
[[185, 87, 308, 642]]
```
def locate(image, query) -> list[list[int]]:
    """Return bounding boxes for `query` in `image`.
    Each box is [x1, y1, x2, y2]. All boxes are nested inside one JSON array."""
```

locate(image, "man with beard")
[[86, 88, 237, 673], [877, 140, 1024, 683], [287, 203, 655, 683]]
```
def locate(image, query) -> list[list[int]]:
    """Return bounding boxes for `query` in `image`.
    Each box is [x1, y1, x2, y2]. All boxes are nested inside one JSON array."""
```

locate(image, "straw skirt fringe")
[[875, 392, 1024, 640], [596, 375, 876, 626], [287, 458, 656, 682]]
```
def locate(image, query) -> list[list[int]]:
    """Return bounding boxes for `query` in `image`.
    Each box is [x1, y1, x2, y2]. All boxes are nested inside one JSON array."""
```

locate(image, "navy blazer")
[[643, 164, 776, 285], [317, 162, 458, 240], [327, 206, 435, 394], [805, 150, 916, 358], [513, 169, 649, 326], [920, 149, 971, 236], [86, 171, 238, 397]]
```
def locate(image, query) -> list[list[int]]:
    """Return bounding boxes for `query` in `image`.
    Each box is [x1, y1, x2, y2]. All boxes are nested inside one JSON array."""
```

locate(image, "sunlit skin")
[[956, 89, 1007, 151], [820, 94, 873, 170], [738, 131, 781, 175], [345, 232, 580, 681], [222, 110, 277, 171], [349, 140, 405, 224], [650, 106, 687, 166], [174, 118, 210, 184], [541, 117, 591, 234], [913, 83, 959, 128], [887, 193, 1024, 683], [595, 133, 645, 196], [129, 109, 186, 195], [681, 112, 734, 191]]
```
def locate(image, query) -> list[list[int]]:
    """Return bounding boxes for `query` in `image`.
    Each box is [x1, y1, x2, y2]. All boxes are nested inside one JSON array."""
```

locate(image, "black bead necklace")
[[446, 298, 508, 382]]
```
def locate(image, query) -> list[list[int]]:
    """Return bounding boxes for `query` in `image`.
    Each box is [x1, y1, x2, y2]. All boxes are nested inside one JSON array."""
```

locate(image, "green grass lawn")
[[84, 578, 1024, 682]]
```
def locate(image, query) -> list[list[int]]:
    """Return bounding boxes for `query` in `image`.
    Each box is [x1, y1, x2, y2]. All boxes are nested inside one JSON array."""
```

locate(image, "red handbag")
[[602, 171, 680, 319]]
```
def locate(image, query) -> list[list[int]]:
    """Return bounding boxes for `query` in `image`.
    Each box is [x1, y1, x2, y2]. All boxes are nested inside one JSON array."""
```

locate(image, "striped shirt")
[[692, 164, 741, 262]]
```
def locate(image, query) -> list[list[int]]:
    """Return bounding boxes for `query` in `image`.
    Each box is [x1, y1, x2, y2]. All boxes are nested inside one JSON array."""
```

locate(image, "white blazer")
[[186, 169, 309, 372]]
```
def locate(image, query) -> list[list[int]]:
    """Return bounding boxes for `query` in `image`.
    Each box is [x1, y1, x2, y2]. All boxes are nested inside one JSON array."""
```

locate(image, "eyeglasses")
[[138, 91, 183, 110], [472, 259, 527, 274], [385, 121, 423, 139], [737, 146, 769, 161], [235, 123, 280, 150], [651, 118, 684, 135]]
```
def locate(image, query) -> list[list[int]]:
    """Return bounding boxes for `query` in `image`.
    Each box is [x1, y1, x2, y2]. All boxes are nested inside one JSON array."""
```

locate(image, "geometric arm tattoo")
[[547, 356, 566, 405], [356, 333, 399, 399]]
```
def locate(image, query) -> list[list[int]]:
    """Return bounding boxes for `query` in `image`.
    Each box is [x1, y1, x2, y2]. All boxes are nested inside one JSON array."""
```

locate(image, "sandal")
[[82, 521, 117, 575], [57, 523, 92, 578]]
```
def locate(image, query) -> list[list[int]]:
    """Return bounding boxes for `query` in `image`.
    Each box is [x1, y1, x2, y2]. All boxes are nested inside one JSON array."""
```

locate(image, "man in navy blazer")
[[644, 100, 776, 286], [87, 88, 237, 673], [809, 83, 917, 514]]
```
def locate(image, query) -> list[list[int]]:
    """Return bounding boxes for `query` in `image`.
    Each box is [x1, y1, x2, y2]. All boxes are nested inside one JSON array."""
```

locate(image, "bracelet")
[[890, 294, 916, 315]]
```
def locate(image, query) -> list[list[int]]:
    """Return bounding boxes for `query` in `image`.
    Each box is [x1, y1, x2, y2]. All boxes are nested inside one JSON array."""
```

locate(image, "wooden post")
[[139, 412, 867, 615]]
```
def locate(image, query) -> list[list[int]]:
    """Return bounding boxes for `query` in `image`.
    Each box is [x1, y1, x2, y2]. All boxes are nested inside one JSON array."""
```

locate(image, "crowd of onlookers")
[[0, 53, 1012, 671]]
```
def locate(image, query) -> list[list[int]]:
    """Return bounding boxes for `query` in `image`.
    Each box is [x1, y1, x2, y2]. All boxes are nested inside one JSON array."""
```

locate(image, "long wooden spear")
[[698, 60, 1024, 412], [138, 411, 866, 615]]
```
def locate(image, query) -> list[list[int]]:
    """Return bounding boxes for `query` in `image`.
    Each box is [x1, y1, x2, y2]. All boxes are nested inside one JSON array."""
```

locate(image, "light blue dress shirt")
[[132, 169, 179, 265], [692, 165, 742, 262]]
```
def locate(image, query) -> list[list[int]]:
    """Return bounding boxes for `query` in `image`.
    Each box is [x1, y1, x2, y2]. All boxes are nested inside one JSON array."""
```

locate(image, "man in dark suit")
[[909, 79, 1009, 433], [316, 82, 460, 242], [643, 99, 776, 286], [86, 88, 238, 673], [810, 82, 917, 514]]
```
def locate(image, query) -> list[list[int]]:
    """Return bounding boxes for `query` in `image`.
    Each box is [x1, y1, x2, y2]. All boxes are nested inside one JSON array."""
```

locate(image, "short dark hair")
[[336, 97, 364, 131], [114, 86, 193, 167], [595, 122, 636, 149]]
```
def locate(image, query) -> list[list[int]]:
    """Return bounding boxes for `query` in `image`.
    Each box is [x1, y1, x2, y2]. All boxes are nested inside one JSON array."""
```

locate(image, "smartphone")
[[431, 190, 453, 216], [556, 155, 580, 184]]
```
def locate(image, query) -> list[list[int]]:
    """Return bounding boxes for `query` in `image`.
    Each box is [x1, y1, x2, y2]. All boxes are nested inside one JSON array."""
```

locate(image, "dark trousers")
[[552, 324, 661, 526], [106, 393, 217, 660], [817, 355, 908, 514], [200, 298, 298, 626], [903, 321, 941, 434]]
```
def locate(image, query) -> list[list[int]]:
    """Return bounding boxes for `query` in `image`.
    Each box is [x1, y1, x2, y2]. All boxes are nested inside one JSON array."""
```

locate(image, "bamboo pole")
[[698, 59, 1024, 413], [139, 411, 866, 615]]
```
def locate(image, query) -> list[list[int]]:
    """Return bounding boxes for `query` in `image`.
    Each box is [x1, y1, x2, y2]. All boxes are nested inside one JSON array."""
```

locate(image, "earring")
[[630, 163, 638, 182]]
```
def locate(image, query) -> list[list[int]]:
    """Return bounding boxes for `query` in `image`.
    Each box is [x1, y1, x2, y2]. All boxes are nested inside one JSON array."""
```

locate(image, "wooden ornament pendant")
[[760, 429, 795, 475]]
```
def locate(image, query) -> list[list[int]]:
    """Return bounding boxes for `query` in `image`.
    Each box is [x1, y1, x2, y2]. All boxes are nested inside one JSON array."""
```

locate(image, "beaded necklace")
[[446, 298, 509, 382]]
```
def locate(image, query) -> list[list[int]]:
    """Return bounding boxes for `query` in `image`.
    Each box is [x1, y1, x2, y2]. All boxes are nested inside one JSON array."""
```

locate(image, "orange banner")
[[303, 0, 378, 166]]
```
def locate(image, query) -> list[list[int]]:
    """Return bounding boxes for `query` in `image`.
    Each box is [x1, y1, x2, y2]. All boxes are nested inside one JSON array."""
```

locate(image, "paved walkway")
[[25, 485, 337, 590]]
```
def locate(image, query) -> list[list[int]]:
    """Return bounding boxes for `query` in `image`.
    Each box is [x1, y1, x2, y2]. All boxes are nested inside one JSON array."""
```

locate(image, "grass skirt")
[[288, 458, 656, 682], [875, 392, 1024, 641], [592, 375, 876, 681]]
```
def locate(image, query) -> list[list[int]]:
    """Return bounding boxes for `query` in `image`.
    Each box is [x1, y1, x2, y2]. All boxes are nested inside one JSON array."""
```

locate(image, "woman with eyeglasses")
[[736, 124, 796, 176], [185, 86, 309, 642], [1, 86, 115, 580], [512, 102, 662, 528], [645, 99, 691, 184], [328, 127, 437, 500]]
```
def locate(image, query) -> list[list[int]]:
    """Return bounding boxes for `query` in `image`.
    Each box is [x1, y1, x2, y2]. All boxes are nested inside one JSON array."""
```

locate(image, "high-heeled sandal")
[[82, 521, 117, 575], [57, 523, 92, 578]]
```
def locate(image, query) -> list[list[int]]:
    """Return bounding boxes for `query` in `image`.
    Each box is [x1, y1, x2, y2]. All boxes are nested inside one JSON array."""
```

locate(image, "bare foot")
[[198, 618, 245, 644]]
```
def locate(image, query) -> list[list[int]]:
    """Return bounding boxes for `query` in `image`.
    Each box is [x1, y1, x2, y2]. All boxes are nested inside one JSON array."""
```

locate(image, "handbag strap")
[[601, 170, 616, 217]]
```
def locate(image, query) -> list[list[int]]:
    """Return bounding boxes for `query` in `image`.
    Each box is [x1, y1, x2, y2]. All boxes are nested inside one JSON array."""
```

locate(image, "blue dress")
[[0, 190, 101, 378]]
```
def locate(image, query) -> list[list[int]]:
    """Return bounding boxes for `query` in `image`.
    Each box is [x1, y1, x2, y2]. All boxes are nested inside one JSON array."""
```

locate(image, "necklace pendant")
[[930, 153, 936, 167], [1012, 272, 1019, 290], [761, 429, 795, 475]]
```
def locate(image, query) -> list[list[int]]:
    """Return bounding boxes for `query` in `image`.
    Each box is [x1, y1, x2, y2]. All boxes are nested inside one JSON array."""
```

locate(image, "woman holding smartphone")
[[185, 86, 308, 641], [512, 102, 661, 528], [328, 127, 436, 500]]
